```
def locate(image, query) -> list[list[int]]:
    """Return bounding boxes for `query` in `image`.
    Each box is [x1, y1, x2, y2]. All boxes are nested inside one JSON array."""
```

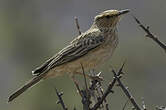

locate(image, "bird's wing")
[[32, 29, 105, 75]]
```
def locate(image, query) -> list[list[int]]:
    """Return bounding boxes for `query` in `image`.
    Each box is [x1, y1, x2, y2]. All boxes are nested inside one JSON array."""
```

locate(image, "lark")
[[8, 9, 129, 102]]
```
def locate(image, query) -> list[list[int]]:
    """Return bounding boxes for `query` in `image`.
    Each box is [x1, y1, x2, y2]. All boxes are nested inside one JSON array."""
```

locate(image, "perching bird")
[[8, 9, 129, 102]]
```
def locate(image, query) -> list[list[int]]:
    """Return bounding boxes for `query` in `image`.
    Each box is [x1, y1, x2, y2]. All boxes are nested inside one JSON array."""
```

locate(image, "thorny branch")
[[75, 17, 82, 35], [73, 74, 91, 110], [141, 97, 147, 110], [112, 69, 141, 110], [73, 79, 83, 97], [81, 63, 88, 92], [122, 99, 130, 110], [74, 62, 109, 110], [156, 106, 166, 110], [55, 88, 68, 110], [90, 79, 114, 110], [81, 64, 91, 110], [55, 60, 163, 110], [132, 16, 166, 53], [91, 62, 125, 110], [74, 17, 91, 110], [71, 17, 163, 110]]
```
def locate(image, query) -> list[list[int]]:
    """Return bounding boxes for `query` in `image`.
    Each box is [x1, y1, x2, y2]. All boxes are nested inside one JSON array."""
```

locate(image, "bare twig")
[[141, 97, 147, 110], [91, 77, 114, 110], [112, 69, 141, 110], [98, 80, 109, 110], [73, 79, 91, 110], [73, 64, 91, 110], [91, 62, 125, 110], [81, 90, 91, 110], [132, 15, 166, 52], [88, 73, 105, 109], [75, 84, 91, 110], [74, 17, 91, 110], [75, 17, 82, 35], [122, 99, 130, 110], [54, 88, 68, 110], [89, 75, 100, 103], [81, 63, 88, 92], [156, 106, 166, 110], [73, 79, 83, 97], [81, 64, 91, 110]]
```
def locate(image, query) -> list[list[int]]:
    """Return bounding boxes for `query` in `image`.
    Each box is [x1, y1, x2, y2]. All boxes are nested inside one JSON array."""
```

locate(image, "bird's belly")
[[45, 47, 113, 78], [66, 44, 116, 74]]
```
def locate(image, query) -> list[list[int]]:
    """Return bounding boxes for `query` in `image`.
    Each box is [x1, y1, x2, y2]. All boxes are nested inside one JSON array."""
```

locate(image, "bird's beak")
[[117, 9, 130, 16]]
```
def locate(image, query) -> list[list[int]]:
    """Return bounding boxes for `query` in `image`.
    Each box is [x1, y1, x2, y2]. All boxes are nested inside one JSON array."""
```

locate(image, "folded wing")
[[32, 30, 104, 76]]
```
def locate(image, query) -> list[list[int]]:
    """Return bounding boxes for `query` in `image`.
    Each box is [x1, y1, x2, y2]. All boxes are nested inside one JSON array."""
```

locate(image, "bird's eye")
[[105, 15, 110, 19]]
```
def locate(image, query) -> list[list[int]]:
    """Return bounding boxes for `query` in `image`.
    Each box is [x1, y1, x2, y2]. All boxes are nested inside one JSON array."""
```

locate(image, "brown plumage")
[[8, 9, 129, 102]]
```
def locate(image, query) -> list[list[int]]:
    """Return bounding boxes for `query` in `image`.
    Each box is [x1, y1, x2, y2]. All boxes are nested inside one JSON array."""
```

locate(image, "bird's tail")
[[8, 73, 46, 102]]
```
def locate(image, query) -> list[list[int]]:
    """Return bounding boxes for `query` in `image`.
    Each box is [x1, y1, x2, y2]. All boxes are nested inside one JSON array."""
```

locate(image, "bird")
[[8, 9, 129, 102]]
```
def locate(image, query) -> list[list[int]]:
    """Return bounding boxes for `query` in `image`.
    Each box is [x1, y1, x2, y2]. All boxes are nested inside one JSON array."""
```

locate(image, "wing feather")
[[32, 29, 104, 75]]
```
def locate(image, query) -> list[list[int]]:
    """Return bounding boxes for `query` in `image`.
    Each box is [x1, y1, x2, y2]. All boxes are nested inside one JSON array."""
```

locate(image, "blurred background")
[[0, 0, 166, 110]]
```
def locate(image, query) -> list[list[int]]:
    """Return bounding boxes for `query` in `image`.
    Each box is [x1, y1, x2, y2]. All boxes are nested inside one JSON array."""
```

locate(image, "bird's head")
[[94, 9, 129, 30]]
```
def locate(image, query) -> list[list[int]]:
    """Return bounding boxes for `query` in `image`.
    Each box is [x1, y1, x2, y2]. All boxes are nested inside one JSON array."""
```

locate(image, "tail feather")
[[8, 74, 45, 102]]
